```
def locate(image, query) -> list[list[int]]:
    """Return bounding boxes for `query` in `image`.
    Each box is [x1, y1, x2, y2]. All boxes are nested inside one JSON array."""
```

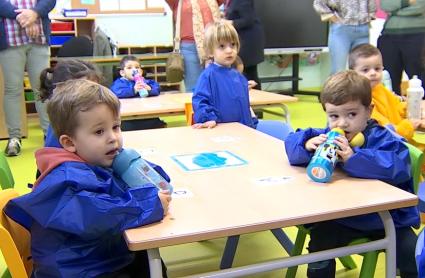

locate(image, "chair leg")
[[220, 235, 240, 269], [359, 251, 379, 278], [271, 228, 294, 254], [285, 227, 308, 278], [338, 255, 357, 270]]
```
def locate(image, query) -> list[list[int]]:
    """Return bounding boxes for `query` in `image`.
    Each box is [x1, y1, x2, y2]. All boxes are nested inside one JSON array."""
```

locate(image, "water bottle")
[[112, 148, 173, 192], [306, 128, 344, 183], [132, 70, 149, 98], [407, 75, 424, 120], [382, 70, 393, 92]]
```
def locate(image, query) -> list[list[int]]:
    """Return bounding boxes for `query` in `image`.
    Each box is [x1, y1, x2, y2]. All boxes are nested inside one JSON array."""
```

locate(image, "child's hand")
[[192, 120, 217, 129], [305, 134, 327, 152], [159, 191, 172, 216], [334, 136, 354, 162], [248, 80, 257, 90], [134, 82, 144, 92], [411, 118, 422, 129], [142, 84, 152, 91]]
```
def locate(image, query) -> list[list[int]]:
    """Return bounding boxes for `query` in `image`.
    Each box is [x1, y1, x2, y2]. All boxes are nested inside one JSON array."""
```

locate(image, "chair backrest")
[[0, 189, 31, 277], [0, 152, 14, 189], [404, 142, 424, 193], [256, 120, 294, 141], [184, 102, 194, 126]]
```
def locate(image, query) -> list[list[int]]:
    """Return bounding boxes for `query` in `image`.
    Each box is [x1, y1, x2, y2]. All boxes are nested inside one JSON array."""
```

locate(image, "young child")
[[110, 55, 165, 130], [284, 70, 419, 278], [40, 59, 102, 148], [349, 43, 423, 141], [110, 55, 160, 98], [192, 21, 258, 129], [5, 80, 172, 277]]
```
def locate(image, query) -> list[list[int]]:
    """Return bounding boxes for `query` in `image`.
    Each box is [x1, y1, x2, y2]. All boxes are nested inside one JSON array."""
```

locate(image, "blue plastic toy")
[[306, 128, 344, 183], [112, 148, 173, 192], [132, 69, 149, 97]]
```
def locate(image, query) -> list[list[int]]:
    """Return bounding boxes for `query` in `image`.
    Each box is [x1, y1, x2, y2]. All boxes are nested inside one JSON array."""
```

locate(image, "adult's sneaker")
[[5, 137, 21, 156]]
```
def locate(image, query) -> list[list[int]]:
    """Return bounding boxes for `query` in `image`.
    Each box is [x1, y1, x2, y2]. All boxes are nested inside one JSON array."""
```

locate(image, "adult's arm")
[[0, 0, 17, 18], [227, 0, 256, 30], [33, 0, 56, 17]]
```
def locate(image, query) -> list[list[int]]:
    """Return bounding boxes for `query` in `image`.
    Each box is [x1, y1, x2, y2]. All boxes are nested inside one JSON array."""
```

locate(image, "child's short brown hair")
[[320, 70, 372, 110], [119, 55, 139, 69], [348, 43, 382, 69], [204, 20, 240, 58], [47, 79, 120, 138]]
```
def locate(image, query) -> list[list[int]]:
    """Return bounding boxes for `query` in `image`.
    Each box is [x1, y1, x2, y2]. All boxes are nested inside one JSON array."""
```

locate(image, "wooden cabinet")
[[50, 17, 96, 57], [117, 45, 181, 92]]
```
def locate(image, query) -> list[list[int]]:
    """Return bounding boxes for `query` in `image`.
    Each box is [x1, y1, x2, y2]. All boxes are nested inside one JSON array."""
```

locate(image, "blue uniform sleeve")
[[0, 0, 17, 18], [192, 72, 218, 123], [146, 79, 160, 96], [284, 128, 327, 166], [110, 78, 136, 98], [5, 163, 164, 240], [342, 128, 411, 184]]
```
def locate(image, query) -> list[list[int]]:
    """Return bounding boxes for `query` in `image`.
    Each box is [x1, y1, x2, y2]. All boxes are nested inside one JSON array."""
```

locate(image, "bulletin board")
[[71, 0, 165, 14]]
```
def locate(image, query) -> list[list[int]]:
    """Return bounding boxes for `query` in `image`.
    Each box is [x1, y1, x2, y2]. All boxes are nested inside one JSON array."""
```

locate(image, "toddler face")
[[213, 41, 237, 67], [71, 103, 123, 168], [325, 100, 372, 141], [121, 60, 143, 81], [352, 55, 384, 89]]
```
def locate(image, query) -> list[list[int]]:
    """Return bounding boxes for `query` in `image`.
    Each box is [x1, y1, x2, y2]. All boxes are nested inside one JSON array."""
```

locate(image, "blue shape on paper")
[[192, 152, 227, 167]]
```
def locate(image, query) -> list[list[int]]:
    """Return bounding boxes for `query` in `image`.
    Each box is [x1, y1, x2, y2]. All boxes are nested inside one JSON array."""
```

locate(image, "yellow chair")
[[0, 152, 14, 189], [286, 142, 423, 278], [184, 102, 194, 126], [0, 189, 32, 278]]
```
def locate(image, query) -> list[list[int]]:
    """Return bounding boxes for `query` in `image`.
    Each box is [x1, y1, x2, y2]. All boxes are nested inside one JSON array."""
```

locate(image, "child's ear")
[[367, 103, 374, 117], [59, 135, 77, 153], [119, 69, 125, 77]]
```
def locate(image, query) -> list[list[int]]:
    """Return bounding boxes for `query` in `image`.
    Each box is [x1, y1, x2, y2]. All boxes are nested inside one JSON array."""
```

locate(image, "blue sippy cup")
[[306, 128, 344, 183], [112, 148, 173, 192]]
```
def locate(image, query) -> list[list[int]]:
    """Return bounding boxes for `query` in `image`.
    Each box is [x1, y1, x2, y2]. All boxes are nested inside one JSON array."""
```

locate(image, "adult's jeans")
[[328, 23, 370, 74], [181, 41, 202, 92], [0, 44, 50, 138]]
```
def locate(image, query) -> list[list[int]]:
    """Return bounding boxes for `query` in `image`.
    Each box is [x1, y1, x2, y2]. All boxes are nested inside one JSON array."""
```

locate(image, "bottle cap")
[[409, 75, 422, 88], [331, 128, 345, 135], [112, 148, 141, 175]]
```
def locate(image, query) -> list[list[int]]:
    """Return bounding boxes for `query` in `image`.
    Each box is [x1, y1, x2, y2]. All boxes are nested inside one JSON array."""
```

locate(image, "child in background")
[[111, 55, 160, 98], [285, 70, 419, 278], [233, 55, 258, 90], [192, 21, 258, 129], [5, 80, 171, 277], [39, 59, 102, 148], [110, 55, 166, 130], [349, 43, 423, 142]]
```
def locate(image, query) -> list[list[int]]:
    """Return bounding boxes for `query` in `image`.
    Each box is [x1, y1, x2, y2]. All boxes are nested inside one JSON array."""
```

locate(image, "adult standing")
[[313, 0, 376, 74], [225, 0, 265, 89], [0, 0, 56, 156], [165, 0, 224, 92], [377, 0, 425, 95]]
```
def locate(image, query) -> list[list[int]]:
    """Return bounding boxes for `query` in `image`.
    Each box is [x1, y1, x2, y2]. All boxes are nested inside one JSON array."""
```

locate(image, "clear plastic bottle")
[[112, 148, 173, 192], [132, 69, 149, 97], [407, 75, 424, 120], [382, 70, 393, 92]]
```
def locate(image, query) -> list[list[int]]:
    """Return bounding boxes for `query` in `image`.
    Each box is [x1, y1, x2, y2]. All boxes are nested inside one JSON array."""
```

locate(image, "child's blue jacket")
[[4, 148, 168, 277], [192, 63, 258, 128], [284, 120, 420, 230], [110, 77, 160, 98]]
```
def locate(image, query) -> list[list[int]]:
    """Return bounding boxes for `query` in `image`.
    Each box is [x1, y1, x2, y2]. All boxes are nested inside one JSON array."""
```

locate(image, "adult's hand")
[[25, 24, 40, 38], [15, 9, 38, 28]]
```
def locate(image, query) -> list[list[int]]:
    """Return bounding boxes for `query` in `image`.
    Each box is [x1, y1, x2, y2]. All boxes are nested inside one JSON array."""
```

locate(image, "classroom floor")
[[0, 94, 403, 277]]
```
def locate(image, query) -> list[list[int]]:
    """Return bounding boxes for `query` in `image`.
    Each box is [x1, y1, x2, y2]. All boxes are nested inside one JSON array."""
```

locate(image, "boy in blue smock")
[[111, 55, 165, 130], [284, 70, 419, 278], [5, 80, 171, 277], [192, 20, 258, 129]]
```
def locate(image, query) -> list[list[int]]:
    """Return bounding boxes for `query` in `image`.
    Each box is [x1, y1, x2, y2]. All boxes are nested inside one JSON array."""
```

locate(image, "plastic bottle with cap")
[[132, 69, 149, 97], [382, 70, 393, 92], [112, 148, 173, 192], [407, 75, 424, 120]]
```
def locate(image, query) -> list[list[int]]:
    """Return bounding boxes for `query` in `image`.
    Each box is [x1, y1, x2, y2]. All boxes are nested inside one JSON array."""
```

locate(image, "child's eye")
[[113, 124, 121, 131], [348, 113, 357, 118], [362, 68, 369, 73], [95, 129, 104, 135], [231, 43, 236, 48], [329, 114, 338, 120]]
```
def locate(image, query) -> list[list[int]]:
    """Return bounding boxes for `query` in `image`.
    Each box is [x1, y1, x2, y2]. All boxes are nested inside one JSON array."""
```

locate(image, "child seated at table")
[[5, 79, 171, 277], [192, 20, 258, 129], [349, 43, 424, 142], [284, 70, 419, 278], [111, 55, 166, 130]]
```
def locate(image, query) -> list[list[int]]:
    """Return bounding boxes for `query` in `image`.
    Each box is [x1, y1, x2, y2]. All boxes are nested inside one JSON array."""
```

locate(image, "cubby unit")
[[49, 17, 95, 57]]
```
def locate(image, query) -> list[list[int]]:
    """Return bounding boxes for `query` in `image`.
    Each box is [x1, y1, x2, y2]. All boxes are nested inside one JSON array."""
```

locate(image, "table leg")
[[378, 211, 396, 278], [148, 248, 163, 278]]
